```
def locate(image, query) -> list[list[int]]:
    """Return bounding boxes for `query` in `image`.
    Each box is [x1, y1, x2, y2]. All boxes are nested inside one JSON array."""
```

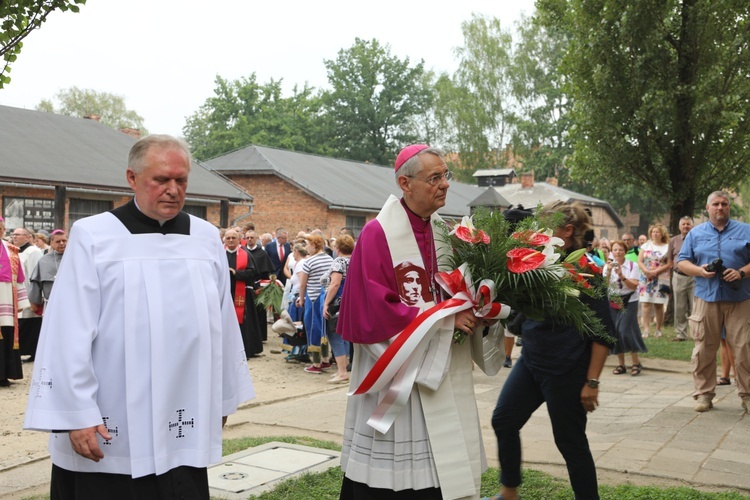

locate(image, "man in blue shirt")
[[677, 191, 750, 413]]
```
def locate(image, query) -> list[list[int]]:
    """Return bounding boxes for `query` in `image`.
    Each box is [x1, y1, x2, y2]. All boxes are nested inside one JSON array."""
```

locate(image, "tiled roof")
[[207, 145, 483, 217], [0, 105, 250, 201]]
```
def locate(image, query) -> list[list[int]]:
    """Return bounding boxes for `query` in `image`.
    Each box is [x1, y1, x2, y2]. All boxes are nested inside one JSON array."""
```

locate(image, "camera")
[[705, 258, 741, 290], [705, 258, 724, 274]]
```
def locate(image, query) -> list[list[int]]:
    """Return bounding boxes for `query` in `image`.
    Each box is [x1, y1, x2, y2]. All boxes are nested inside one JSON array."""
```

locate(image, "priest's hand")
[[69, 424, 111, 462], [454, 310, 480, 335]]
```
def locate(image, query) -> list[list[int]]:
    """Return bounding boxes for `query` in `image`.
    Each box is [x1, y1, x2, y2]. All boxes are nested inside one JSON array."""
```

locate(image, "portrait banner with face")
[[393, 260, 433, 308]]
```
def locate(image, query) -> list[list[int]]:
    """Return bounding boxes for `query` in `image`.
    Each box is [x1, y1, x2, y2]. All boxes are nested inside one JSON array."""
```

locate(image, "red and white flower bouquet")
[[439, 209, 610, 342]]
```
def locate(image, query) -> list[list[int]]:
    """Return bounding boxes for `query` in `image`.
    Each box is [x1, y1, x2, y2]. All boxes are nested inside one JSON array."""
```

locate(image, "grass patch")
[[639, 325, 729, 368], [224, 437, 748, 499], [234, 461, 749, 499], [640, 325, 694, 361], [223, 435, 341, 456], [250, 466, 343, 499]]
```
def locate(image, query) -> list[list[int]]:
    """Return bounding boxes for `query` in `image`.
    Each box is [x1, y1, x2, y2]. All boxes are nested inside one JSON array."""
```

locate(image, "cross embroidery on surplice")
[[101, 416, 119, 446], [32, 368, 53, 399], [168, 409, 195, 439]]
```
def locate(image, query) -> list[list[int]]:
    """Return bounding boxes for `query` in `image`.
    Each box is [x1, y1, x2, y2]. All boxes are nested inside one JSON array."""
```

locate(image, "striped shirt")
[[300, 252, 333, 300]]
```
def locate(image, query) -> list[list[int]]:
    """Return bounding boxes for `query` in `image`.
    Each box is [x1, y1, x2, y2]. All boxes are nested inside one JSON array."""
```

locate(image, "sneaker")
[[320, 362, 333, 370], [304, 365, 323, 374], [742, 397, 750, 413], [694, 395, 713, 412], [503, 356, 512, 368], [515, 337, 522, 347]]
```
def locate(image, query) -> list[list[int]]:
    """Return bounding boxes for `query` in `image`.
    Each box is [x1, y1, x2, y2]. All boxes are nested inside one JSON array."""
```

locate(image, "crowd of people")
[[215, 222, 358, 385], [0, 226, 67, 386], [588, 193, 748, 418], [2, 134, 749, 500]]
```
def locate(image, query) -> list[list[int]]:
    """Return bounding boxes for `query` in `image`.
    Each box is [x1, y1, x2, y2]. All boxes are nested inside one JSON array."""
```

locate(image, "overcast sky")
[[1, 0, 536, 137]]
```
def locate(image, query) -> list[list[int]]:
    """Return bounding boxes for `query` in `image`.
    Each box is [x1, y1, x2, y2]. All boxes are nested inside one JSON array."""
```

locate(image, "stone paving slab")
[[208, 442, 340, 499]]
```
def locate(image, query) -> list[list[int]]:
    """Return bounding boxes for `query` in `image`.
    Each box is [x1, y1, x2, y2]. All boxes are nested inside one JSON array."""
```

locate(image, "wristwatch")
[[586, 379, 600, 389], [740, 270, 746, 279]]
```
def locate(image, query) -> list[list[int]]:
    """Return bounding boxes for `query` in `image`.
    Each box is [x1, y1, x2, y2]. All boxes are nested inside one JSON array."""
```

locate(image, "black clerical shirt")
[[110, 199, 190, 235]]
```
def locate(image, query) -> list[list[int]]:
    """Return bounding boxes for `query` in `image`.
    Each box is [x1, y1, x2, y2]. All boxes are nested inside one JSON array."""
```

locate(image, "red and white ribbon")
[[258, 279, 283, 288], [350, 263, 509, 433], [435, 263, 507, 322]]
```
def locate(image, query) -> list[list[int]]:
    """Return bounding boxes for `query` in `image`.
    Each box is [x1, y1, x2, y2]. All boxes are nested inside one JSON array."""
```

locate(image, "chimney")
[[120, 128, 142, 139], [546, 177, 558, 187], [83, 113, 101, 122], [520, 172, 534, 189]]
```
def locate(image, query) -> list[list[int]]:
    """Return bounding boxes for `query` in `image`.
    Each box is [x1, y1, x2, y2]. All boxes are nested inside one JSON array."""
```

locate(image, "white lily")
[[540, 229, 565, 248], [540, 243, 562, 267], [449, 215, 474, 235]]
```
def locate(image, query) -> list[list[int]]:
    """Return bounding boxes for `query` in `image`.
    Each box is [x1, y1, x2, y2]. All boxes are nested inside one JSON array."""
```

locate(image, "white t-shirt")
[[605, 259, 641, 302]]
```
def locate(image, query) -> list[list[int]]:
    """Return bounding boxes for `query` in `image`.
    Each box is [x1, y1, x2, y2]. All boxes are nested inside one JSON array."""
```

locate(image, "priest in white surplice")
[[24, 135, 255, 500], [338, 145, 504, 500]]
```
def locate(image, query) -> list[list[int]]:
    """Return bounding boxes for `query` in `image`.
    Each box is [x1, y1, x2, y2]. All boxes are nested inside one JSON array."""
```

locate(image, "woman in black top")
[[484, 201, 615, 500]]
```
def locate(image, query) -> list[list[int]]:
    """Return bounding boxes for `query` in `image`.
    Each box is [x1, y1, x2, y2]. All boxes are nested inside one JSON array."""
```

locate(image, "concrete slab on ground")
[[207, 441, 340, 499]]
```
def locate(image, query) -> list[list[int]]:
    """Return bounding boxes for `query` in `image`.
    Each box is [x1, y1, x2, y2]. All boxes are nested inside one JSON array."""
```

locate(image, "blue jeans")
[[491, 356, 599, 499], [317, 286, 349, 358]]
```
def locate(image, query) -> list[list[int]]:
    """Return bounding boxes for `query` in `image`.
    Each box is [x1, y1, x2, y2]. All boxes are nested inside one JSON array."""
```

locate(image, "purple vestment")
[[339, 199, 440, 344]]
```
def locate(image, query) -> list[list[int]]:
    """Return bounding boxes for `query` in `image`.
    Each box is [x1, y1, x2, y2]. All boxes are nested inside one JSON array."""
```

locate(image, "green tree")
[[1, 0, 85, 88], [322, 38, 433, 165], [37, 86, 147, 132], [538, 0, 750, 234], [508, 16, 573, 186], [434, 15, 515, 179], [183, 74, 331, 161]]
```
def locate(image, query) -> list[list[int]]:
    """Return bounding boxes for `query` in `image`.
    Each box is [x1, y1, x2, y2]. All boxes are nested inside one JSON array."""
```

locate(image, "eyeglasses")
[[407, 171, 453, 186]]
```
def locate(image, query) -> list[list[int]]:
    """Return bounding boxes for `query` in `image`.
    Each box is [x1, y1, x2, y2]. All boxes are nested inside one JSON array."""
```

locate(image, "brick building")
[[206, 145, 485, 236], [0, 105, 251, 231], [207, 145, 625, 238]]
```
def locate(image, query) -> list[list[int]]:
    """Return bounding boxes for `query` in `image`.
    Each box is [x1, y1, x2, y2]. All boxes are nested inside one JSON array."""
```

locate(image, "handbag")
[[328, 296, 342, 316], [658, 284, 672, 295]]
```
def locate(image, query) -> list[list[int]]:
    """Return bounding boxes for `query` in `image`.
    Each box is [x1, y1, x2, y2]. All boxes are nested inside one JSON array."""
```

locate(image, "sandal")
[[631, 363, 642, 376], [717, 377, 731, 386], [612, 365, 627, 375]]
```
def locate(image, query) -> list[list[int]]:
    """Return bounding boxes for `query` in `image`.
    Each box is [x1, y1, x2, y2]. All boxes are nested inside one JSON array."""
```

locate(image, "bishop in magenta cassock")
[[338, 145, 506, 500]]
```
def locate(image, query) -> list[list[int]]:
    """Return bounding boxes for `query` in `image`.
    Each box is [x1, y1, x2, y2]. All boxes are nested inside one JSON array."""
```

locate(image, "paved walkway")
[[3, 355, 750, 498]]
